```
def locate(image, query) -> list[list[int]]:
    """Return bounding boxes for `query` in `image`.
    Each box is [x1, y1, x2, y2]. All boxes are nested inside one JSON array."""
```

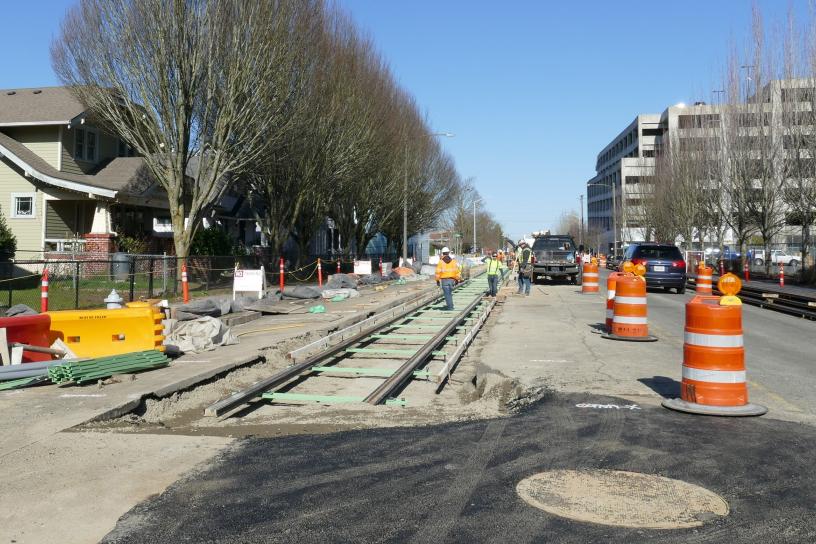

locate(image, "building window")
[[118, 139, 136, 157], [74, 128, 98, 161], [11, 193, 36, 219], [86, 130, 97, 161], [74, 129, 85, 160]]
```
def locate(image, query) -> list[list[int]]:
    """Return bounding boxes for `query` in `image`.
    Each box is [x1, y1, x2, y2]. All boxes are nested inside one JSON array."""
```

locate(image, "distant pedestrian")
[[435, 247, 462, 311], [483, 251, 501, 297], [517, 242, 534, 296]]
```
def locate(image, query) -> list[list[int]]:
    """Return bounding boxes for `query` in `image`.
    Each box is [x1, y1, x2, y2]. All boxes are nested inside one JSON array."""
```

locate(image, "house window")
[[86, 130, 97, 161], [11, 193, 36, 219], [74, 128, 98, 161], [74, 129, 85, 160]]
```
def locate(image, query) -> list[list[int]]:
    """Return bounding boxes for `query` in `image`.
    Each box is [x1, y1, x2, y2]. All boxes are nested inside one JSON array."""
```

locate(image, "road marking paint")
[[575, 403, 641, 410], [60, 394, 107, 398]]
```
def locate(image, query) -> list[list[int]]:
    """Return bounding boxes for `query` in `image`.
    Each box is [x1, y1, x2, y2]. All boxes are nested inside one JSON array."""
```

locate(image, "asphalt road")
[[102, 391, 816, 543], [616, 269, 816, 418]]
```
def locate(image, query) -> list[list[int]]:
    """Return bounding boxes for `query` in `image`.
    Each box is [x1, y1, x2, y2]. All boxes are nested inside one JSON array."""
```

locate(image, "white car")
[[753, 249, 800, 267]]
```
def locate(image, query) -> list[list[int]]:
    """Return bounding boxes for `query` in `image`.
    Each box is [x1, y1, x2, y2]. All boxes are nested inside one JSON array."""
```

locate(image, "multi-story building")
[[586, 114, 660, 254]]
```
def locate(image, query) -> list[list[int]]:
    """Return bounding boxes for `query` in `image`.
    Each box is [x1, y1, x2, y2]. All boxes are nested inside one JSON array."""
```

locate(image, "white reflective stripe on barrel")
[[684, 331, 743, 348], [614, 296, 647, 305], [682, 366, 746, 383], [583, 282, 599, 287], [607, 290, 616, 300], [583, 272, 599, 277], [697, 275, 712, 280], [605, 309, 614, 318], [613, 315, 648, 324]]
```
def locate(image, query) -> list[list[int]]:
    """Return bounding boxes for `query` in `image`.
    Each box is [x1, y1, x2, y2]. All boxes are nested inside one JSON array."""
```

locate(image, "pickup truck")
[[530, 235, 581, 284], [750, 249, 800, 267]]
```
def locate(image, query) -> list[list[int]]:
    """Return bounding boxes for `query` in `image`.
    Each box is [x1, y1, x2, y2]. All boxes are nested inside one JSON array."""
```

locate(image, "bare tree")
[[52, 0, 318, 258]]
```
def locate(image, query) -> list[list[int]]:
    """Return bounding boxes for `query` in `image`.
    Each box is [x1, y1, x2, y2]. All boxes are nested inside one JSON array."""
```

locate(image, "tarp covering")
[[165, 316, 237, 353]]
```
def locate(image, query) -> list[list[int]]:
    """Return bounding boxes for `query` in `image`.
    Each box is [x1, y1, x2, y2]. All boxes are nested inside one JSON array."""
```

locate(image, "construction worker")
[[482, 251, 501, 297], [435, 247, 462, 311], [517, 241, 534, 296]]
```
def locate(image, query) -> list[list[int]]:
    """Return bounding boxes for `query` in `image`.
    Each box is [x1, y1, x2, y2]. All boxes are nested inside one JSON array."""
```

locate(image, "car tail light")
[[672, 260, 685, 268]]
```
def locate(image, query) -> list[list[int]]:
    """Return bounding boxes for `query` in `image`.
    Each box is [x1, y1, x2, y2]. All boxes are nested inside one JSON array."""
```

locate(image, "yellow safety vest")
[[486, 258, 501, 275]]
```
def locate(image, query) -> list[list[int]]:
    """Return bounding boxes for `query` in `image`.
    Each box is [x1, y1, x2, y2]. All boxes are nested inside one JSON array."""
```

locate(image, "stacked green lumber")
[[0, 376, 50, 391], [48, 350, 169, 385]]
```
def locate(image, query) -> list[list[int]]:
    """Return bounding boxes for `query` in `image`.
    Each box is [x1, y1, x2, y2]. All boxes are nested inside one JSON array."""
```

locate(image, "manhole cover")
[[516, 469, 729, 529]]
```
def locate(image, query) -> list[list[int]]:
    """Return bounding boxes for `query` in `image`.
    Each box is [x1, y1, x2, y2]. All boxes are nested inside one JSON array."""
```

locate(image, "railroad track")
[[687, 276, 816, 320], [205, 274, 500, 417]]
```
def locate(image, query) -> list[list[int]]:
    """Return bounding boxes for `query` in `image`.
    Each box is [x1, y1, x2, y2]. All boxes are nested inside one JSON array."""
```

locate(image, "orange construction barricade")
[[581, 262, 599, 294], [663, 275, 766, 416], [696, 264, 713, 294], [602, 274, 657, 342], [605, 272, 623, 332]]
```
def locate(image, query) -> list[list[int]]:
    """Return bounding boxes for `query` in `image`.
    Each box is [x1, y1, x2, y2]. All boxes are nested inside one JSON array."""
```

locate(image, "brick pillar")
[[83, 233, 115, 254]]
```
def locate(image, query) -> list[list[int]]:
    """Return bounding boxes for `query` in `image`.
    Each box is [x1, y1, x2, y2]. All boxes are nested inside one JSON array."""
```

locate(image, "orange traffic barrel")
[[599, 255, 607, 268], [602, 274, 657, 342], [696, 265, 713, 294], [581, 262, 599, 293], [663, 295, 766, 416], [605, 272, 623, 331]]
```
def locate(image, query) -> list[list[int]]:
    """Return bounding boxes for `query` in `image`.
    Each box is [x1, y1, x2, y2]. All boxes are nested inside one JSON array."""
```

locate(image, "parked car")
[[622, 243, 687, 294], [749, 249, 800, 267], [608, 255, 623, 270]]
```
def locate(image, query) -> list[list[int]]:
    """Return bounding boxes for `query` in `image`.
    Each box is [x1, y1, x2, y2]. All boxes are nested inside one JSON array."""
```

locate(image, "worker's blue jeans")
[[440, 278, 455, 310], [519, 275, 531, 295], [487, 274, 498, 296]]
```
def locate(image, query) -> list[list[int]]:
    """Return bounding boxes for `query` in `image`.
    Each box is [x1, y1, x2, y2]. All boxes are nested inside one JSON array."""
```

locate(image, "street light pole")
[[578, 194, 584, 248], [403, 132, 454, 264]]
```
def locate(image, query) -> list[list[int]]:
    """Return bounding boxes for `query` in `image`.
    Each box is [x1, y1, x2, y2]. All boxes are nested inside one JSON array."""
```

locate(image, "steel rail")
[[364, 293, 485, 405], [686, 277, 816, 320], [204, 283, 458, 417]]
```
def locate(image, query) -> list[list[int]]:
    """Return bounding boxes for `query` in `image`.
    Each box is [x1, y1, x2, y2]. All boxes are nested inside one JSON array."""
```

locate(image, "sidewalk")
[[0, 278, 437, 544]]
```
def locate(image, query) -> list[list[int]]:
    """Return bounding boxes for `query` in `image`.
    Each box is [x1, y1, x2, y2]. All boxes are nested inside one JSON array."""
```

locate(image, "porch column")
[[84, 201, 115, 254]]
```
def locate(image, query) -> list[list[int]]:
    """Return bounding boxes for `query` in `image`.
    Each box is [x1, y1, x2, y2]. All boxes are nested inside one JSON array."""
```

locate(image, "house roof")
[[0, 87, 86, 127], [0, 130, 153, 199]]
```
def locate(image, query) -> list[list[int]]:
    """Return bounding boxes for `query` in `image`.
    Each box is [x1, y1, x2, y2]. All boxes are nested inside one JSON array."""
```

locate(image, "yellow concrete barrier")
[[47, 305, 165, 358]]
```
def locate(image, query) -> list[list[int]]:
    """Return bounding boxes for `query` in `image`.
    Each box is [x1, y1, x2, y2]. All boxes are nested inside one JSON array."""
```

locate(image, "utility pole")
[[578, 194, 584, 248], [472, 199, 477, 254], [402, 140, 408, 265]]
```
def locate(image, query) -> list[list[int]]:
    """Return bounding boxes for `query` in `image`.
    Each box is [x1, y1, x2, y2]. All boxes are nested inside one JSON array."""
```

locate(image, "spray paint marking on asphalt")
[[576, 403, 641, 411]]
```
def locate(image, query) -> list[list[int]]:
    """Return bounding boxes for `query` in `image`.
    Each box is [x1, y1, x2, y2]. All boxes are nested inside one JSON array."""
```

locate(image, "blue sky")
[[0, 1, 804, 239]]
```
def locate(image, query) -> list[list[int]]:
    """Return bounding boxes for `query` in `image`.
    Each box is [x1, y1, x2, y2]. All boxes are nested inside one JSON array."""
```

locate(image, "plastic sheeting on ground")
[[6, 304, 37, 317], [283, 285, 323, 299], [320, 288, 360, 300], [165, 316, 237, 353], [326, 274, 358, 290], [358, 274, 383, 285]]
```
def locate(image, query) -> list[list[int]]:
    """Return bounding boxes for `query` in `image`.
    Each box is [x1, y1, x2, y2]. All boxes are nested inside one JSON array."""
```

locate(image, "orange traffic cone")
[[663, 274, 766, 416], [602, 274, 657, 342]]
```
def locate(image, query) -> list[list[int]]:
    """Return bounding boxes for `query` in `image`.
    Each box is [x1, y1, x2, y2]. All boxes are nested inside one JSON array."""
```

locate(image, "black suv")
[[622, 243, 687, 294]]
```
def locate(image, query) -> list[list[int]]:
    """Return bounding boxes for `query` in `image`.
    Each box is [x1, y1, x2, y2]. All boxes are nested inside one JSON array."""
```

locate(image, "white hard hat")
[[441, 247, 450, 253]]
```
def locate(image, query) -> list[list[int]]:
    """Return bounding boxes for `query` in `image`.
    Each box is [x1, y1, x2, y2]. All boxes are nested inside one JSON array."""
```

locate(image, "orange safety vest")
[[435, 258, 462, 281]]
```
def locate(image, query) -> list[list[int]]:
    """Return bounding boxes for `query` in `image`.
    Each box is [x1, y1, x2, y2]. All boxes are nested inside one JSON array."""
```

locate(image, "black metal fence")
[[0, 252, 402, 312]]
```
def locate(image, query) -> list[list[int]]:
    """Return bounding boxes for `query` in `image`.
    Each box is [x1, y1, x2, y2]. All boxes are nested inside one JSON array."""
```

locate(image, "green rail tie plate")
[[311, 366, 431, 378], [262, 392, 406, 406]]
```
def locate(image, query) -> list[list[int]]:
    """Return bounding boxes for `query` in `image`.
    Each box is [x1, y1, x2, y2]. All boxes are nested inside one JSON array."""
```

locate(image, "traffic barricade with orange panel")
[[581, 262, 599, 294], [47, 304, 165, 359], [696, 264, 713, 294], [663, 273, 766, 416], [602, 272, 657, 342]]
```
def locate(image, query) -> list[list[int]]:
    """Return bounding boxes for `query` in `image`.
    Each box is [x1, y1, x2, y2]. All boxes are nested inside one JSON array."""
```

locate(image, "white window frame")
[[11, 192, 36, 219]]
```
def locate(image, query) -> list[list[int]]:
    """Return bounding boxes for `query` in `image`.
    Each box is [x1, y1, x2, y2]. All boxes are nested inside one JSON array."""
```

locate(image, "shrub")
[[190, 227, 233, 256], [0, 206, 17, 260]]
